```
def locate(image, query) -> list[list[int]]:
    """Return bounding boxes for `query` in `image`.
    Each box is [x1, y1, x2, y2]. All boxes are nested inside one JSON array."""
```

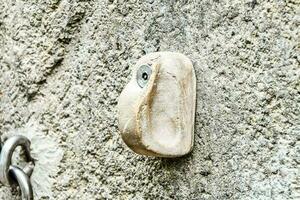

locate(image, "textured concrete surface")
[[0, 0, 299, 199]]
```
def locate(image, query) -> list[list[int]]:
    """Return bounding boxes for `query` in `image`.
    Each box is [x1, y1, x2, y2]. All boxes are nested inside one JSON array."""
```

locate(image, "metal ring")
[[8, 165, 33, 200], [0, 136, 34, 185]]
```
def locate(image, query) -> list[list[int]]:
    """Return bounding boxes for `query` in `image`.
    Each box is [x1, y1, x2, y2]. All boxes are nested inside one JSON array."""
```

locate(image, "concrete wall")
[[0, 0, 299, 199]]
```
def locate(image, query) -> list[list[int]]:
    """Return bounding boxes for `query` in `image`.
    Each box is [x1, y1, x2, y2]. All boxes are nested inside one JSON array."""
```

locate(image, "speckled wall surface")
[[0, 0, 299, 199]]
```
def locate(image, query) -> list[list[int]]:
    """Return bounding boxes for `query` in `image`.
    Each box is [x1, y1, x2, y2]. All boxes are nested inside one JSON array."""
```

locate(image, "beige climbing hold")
[[118, 52, 196, 157]]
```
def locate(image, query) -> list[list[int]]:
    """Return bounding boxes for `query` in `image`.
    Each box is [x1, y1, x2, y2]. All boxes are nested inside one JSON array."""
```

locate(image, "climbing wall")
[[0, 0, 299, 199]]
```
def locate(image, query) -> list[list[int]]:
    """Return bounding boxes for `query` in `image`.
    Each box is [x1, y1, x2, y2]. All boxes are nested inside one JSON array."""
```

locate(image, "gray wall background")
[[0, 0, 299, 199]]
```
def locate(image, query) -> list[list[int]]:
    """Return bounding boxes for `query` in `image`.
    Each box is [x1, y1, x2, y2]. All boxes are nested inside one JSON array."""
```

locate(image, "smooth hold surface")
[[118, 52, 196, 157], [0, 1, 299, 199]]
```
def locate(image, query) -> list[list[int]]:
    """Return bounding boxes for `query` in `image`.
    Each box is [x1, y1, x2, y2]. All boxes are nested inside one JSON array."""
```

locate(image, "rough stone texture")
[[0, 0, 299, 199]]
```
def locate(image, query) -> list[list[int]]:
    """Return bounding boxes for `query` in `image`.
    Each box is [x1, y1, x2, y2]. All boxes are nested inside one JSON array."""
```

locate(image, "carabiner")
[[9, 165, 34, 200], [0, 135, 34, 185]]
